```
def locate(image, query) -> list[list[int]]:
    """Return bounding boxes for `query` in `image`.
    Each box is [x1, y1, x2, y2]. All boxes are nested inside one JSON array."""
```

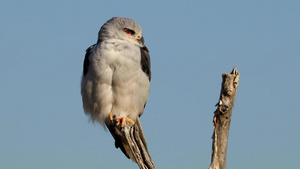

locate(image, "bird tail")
[[105, 117, 149, 161]]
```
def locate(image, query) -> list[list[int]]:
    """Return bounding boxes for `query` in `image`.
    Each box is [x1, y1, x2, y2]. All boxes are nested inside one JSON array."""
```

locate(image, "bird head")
[[98, 17, 145, 47]]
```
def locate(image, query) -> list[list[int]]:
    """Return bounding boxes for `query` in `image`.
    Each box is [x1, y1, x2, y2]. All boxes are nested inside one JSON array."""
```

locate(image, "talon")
[[109, 112, 114, 120], [123, 117, 135, 127], [117, 117, 135, 127], [109, 112, 135, 127]]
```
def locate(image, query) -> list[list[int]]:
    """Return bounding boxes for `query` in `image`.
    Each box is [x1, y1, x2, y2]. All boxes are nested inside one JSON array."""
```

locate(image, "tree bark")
[[105, 121, 157, 169], [122, 125, 156, 169], [207, 67, 240, 169]]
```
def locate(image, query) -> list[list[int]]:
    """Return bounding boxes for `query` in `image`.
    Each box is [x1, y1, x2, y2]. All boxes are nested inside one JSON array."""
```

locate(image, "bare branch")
[[106, 118, 156, 169], [122, 125, 156, 169], [207, 67, 240, 169]]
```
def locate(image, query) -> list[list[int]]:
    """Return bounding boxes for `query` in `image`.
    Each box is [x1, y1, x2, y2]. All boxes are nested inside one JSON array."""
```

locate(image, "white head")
[[98, 17, 145, 47]]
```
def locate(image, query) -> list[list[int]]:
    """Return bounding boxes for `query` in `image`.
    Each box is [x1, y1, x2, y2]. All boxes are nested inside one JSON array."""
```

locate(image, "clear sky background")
[[1, 1, 299, 169]]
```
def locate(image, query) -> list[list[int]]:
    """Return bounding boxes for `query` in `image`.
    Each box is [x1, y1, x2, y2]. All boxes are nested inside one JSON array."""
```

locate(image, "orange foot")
[[109, 112, 135, 127]]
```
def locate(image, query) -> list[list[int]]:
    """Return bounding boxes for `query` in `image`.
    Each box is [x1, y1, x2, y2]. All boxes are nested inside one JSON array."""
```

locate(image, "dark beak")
[[138, 36, 145, 46]]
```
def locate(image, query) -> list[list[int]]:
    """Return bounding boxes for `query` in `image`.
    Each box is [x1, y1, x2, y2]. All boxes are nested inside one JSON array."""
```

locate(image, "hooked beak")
[[138, 37, 149, 52], [138, 36, 145, 47]]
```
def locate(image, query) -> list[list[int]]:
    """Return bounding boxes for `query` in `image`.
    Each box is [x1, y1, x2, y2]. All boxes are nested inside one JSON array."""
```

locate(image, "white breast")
[[81, 39, 150, 125]]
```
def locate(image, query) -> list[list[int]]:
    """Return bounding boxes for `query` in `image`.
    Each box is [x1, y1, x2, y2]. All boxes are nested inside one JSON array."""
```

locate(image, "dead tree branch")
[[207, 67, 240, 169], [107, 118, 156, 169], [123, 125, 156, 169]]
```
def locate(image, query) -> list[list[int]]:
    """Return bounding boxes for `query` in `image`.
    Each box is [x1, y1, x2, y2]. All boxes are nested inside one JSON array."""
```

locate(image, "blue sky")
[[1, 1, 299, 169]]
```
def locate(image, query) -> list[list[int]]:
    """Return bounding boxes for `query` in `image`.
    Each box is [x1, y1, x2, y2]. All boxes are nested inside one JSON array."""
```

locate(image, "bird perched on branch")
[[81, 17, 151, 161]]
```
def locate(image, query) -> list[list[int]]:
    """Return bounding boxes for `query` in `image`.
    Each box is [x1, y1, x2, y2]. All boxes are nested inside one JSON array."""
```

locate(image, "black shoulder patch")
[[140, 46, 151, 81], [83, 44, 96, 77]]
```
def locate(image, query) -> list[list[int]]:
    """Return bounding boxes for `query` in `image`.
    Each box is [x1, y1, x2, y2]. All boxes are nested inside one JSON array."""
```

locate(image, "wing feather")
[[83, 44, 96, 77], [140, 46, 151, 81]]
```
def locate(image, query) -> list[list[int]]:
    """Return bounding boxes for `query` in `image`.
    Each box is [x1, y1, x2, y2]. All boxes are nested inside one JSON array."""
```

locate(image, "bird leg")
[[109, 112, 135, 127], [109, 112, 114, 121]]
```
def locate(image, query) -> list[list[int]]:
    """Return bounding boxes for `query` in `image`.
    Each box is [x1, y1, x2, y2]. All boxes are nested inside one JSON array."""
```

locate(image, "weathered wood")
[[106, 116, 156, 169], [207, 67, 240, 169], [106, 121, 155, 169], [122, 125, 156, 169]]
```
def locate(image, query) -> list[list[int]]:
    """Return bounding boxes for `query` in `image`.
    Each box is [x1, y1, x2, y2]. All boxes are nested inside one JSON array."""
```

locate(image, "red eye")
[[125, 29, 132, 34], [125, 29, 134, 35]]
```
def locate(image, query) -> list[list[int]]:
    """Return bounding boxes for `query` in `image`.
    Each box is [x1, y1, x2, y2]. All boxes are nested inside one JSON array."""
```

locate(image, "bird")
[[81, 17, 151, 161]]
